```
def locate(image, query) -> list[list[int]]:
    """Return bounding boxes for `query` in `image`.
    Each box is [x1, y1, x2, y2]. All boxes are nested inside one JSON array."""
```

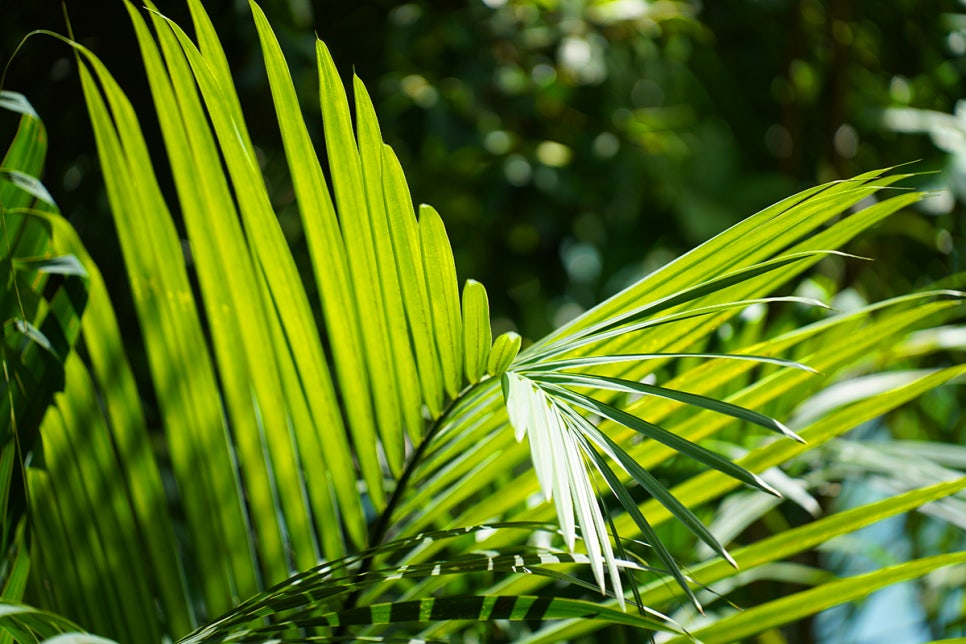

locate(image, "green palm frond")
[[2, 1, 964, 642], [177, 523, 681, 642], [1, 92, 188, 635], [668, 548, 966, 644], [7, 0, 511, 636], [391, 297, 963, 641], [0, 602, 113, 644], [524, 476, 966, 642]]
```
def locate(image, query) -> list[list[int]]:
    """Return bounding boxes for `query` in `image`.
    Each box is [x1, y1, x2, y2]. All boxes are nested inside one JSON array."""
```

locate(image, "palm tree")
[[2, 1, 963, 642]]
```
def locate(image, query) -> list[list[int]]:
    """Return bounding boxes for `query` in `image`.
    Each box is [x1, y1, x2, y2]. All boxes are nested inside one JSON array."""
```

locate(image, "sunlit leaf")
[[420, 204, 463, 399], [488, 331, 521, 377], [462, 279, 492, 385]]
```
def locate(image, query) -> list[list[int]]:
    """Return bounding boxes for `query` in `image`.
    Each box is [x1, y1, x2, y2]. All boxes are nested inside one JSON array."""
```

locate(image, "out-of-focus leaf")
[[666, 551, 966, 644], [0, 170, 56, 208], [0, 92, 39, 118], [524, 477, 966, 642], [0, 602, 88, 642], [11, 256, 87, 278], [41, 635, 119, 644]]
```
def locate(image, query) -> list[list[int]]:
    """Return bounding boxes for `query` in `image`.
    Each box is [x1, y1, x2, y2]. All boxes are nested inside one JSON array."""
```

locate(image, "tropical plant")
[[1, 1, 964, 642]]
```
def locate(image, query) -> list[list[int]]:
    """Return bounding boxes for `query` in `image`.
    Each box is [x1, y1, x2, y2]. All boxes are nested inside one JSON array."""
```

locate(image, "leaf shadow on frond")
[[176, 523, 687, 643], [2, 0, 965, 642]]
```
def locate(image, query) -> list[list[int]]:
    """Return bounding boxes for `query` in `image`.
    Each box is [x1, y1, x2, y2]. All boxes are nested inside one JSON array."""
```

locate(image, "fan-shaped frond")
[[2, 1, 963, 643]]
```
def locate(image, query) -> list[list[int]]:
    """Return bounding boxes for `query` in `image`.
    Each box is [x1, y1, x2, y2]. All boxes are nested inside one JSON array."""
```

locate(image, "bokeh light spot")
[[504, 154, 532, 185], [536, 141, 572, 167]]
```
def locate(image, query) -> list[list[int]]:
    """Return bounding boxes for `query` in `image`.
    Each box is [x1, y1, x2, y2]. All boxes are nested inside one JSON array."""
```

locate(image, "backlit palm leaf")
[[6, 0, 509, 636], [1, 1, 963, 643], [1, 89, 189, 639], [176, 523, 681, 642]]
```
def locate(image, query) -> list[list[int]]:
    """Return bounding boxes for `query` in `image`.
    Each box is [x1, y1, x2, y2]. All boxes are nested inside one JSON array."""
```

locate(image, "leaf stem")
[[337, 386, 469, 627], [368, 393, 460, 548]]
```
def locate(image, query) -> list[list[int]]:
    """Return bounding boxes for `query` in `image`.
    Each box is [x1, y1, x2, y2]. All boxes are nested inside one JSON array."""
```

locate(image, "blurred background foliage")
[[5, 0, 963, 338], [3, 0, 965, 641]]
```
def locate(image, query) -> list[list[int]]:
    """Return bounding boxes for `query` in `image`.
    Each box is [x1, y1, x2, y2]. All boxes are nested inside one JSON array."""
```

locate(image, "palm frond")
[[0, 602, 116, 644], [390, 297, 963, 640], [10, 0, 506, 635], [522, 476, 966, 642], [666, 550, 966, 644], [2, 1, 963, 642], [176, 523, 680, 642]]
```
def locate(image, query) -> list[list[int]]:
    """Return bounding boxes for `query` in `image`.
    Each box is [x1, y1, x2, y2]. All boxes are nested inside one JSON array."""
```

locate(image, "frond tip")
[[504, 371, 626, 609], [503, 347, 806, 612]]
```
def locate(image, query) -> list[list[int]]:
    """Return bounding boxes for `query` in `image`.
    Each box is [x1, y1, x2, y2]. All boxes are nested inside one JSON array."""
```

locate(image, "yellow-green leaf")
[[488, 331, 522, 377], [420, 204, 463, 399], [461, 279, 491, 384]]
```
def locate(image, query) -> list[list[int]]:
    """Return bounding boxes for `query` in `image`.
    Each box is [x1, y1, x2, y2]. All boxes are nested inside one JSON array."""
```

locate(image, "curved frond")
[[176, 523, 681, 642], [3, 2, 963, 643], [0, 602, 117, 644], [522, 476, 966, 642]]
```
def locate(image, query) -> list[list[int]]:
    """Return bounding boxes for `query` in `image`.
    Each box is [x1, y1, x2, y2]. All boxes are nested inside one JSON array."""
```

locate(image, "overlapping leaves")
[[1, 1, 964, 642], [178, 523, 682, 643], [5, 0, 521, 638]]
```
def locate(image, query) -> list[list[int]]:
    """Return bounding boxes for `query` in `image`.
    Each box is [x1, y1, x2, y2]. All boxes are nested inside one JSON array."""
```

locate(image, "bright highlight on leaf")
[[462, 279, 491, 384], [3, 2, 964, 642], [505, 371, 625, 607], [488, 330, 522, 376], [420, 204, 464, 399], [502, 302, 823, 611]]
